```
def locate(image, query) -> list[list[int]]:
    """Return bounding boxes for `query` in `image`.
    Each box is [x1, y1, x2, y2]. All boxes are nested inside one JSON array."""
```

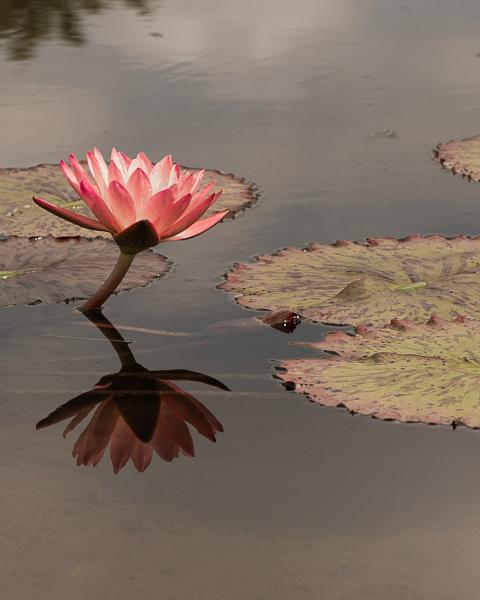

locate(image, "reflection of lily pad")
[[277, 316, 480, 427], [0, 236, 169, 307], [0, 163, 260, 237], [435, 135, 480, 180], [221, 236, 480, 326]]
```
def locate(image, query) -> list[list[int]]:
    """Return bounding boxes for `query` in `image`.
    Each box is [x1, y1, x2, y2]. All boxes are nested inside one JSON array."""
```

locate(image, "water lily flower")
[[33, 148, 228, 311], [36, 310, 228, 473]]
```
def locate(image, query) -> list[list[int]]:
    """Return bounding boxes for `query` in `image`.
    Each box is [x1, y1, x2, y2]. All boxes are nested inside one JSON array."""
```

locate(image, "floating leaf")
[[277, 316, 480, 427], [221, 235, 480, 326], [0, 163, 260, 237], [0, 236, 169, 307], [435, 135, 480, 181]]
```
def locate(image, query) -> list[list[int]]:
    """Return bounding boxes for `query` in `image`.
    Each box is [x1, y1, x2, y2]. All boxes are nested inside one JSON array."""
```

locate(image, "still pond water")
[[2, 1, 480, 598]]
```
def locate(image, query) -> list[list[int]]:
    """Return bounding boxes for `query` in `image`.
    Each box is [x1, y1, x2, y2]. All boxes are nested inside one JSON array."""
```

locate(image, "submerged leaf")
[[277, 316, 480, 427], [0, 163, 259, 237], [221, 235, 480, 326], [0, 236, 169, 307], [435, 135, 480, 181]]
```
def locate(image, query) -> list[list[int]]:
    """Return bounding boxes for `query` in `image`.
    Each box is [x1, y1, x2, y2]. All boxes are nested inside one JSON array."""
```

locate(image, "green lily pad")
[[0, 163, 260, 237], [277, 316, 480, 427], [435, 135, 480, 180], [221, 235, 480, 326], [0, 235, 169, 307]]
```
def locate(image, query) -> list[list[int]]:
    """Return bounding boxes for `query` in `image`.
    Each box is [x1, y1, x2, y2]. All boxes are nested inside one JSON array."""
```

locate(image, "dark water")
[[2, 1, 480, 598]]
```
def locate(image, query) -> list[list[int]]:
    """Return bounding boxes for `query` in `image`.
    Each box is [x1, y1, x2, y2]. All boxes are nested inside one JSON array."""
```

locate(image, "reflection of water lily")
[[37, 310, 228, 473], [33, 148, 228, 311]]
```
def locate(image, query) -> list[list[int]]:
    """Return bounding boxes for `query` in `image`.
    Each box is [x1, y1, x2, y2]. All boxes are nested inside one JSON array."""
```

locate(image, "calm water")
[[2, 1, 480, 598]]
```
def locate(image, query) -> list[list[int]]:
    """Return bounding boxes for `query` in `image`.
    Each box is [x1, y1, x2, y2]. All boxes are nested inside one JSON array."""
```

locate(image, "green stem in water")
[[79, 252, 135, 313]]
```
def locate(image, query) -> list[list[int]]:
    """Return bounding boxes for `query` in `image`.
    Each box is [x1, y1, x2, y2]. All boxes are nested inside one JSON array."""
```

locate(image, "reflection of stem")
[[80, 252, 134, 313], [83, 309, 137, 369]]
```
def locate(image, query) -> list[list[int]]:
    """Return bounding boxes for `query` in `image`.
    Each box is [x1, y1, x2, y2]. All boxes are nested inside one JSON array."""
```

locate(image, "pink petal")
[[190, 169, 205, 195], [136, 152, 153, 174], [110, 417, 136, 474], [143, 190, 192, 233], [108, 159, 124, 185], [69, 153, 93, 187], [63, 405, 98, 437], [160, 192, 221, 239], [150, 155, 173, 192], [118, 151, 132, 168], [93, 147, 109, 181], [168, 387, 223, 439], [60, 160, 81, 195], [152, 413, 179, 462], [182, 181, 215, 215], [107, 181, 136, 229], [169, 163, 180, 186], [87, 151, 107, 199], [163, 388, 216, 441], [80, 181, 122, 232], [73, 401, 118, 466], [131, 441, 153, 472], [165, 209, 229, 241], [172, 172, 201, 198], [111, 148, 129, 180], [125, 158, 142, 181], [163, 411, 195, 457], [33, 196, 109, 231], [126, 168, 152, 212]]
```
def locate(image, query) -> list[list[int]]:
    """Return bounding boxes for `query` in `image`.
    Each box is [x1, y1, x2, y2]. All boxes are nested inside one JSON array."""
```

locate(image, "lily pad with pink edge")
[[221, 235, 480, 326], [0, 235, 169, 307], [435, 135, 480, 181], [277, 316, 480, 427], [0, 163, 260, 238]]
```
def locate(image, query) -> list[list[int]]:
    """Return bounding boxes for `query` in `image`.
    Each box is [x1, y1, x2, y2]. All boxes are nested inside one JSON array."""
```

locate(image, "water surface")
[[2, 1, 480, 598]]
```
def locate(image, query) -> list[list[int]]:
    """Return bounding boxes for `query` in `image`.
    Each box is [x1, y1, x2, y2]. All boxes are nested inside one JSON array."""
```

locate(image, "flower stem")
[[79, 252, 135, 313]]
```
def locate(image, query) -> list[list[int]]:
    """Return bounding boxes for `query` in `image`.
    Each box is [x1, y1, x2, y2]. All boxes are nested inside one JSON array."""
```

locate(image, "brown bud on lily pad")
[[277, 316, 480, 427], [262, 310, 303, 333], [221, 235, 480, 326], [435, 135, 480, 181], [0, 236, 169, 307], [0, 163, 260, 238]]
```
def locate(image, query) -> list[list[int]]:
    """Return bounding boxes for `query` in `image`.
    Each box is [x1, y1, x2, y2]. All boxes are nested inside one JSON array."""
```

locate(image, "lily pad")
[[435, 135, 480, 181], [277, 316, 480, 427], [221, 235, 480, 326], [0, 163, 260, 237], [0, 235, 169, 307]]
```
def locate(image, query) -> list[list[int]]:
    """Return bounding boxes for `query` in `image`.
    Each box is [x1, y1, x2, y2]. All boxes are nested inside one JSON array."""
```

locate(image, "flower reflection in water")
[[37, 310, 228, 473]]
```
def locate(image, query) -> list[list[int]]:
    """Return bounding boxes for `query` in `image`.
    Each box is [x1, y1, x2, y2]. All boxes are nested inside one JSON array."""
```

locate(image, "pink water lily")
[[33, 148, 227, 244], [33, 148, 228, 311]]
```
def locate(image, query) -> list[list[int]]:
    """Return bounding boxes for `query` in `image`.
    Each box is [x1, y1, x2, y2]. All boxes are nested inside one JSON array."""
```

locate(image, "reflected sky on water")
[[0, 0, 150, 60]]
